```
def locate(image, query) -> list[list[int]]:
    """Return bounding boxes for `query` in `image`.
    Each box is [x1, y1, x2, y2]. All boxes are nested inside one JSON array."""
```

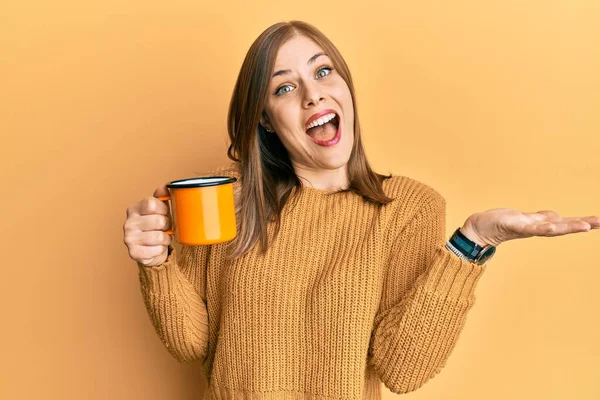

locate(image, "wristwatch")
[[445, 227, 496, 266]]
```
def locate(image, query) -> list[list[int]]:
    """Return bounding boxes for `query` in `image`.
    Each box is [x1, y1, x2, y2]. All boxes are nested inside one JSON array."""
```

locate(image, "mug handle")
[[156, 195, 174, 235]]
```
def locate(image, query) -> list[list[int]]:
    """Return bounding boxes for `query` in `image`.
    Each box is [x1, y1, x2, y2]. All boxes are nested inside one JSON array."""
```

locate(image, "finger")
[[137, 230, 173, 246], [137, 214, 172, 232], [553, 215, 600, 228], [554, 216, 598, 225], [153, 185, 172, 216], [139, 196, 169, 216], [526, 211, 560, 222], [130, 244, 169, 262], [582, 215, 600, 228], [535, 220, 592, 237], [153, 185, 169, 198], [519, 221, 551, 237], [126, 203, 138, 218], [537, 214, 599, 227]]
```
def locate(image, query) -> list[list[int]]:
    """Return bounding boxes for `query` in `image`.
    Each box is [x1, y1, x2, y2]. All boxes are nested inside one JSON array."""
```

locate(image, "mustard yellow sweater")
[[137, 163, 487, 399]]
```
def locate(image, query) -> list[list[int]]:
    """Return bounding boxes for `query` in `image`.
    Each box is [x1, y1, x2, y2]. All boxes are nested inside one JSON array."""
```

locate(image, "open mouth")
[[305, 113, 340, 142]]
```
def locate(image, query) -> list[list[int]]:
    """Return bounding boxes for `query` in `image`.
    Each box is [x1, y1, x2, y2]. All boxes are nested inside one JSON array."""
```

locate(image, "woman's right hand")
[[123, 185, 173, 267]]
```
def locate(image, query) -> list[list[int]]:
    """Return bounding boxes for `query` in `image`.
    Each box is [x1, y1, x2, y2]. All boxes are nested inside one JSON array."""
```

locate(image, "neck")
[[292, 163, 349, 191]]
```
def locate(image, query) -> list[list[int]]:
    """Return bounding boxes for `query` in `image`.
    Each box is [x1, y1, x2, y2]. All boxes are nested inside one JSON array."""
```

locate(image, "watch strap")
[[449, 227, 485, 260], [445, 240, 473, 263], [447, 227, 497, 266]]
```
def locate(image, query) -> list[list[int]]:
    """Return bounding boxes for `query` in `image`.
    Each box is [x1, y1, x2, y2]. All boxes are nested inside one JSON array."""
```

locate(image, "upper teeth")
[[306, 113, 337, 130]]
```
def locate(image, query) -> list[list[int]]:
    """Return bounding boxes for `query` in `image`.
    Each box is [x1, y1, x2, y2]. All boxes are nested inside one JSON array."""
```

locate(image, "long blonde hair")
[[224, 20, 393, 261]]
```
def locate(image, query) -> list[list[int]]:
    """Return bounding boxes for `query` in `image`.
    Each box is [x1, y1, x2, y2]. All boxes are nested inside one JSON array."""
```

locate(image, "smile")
[[305, 113, 341, 147]]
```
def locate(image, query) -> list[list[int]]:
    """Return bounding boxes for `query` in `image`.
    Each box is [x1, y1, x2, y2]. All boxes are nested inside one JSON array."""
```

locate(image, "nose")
[[302, 80, 325, 108]]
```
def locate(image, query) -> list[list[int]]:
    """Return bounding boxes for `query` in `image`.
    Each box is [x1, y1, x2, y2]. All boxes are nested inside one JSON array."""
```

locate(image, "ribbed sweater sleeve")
[[368, 189, 486, 394], [137, 244, 210, 363]]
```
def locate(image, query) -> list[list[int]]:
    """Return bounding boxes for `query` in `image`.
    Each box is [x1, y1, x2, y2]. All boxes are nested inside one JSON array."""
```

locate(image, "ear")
[[260, 111, 273, 132]]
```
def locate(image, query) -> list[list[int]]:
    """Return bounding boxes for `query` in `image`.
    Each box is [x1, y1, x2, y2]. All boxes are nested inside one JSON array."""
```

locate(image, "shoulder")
[[198, 161, 241, 187], [200, 162, 242, 197], [205, 161, 241, 178], [381, 173, 446, 222]]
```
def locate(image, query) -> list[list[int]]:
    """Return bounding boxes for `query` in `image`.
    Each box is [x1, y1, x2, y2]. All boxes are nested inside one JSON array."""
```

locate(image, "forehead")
[[274, 35, 325, 67]]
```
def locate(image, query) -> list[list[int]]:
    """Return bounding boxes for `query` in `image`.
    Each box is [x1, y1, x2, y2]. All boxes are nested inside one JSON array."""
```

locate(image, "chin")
[[320, 151, 352, 169]]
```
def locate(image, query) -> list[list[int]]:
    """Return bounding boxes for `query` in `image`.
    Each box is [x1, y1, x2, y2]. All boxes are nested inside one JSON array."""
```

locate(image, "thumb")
[[153, 184, 170, 199]]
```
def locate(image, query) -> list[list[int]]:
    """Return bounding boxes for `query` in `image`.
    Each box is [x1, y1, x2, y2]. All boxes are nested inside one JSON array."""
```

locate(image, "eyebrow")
[[271, 52, 328, 79]]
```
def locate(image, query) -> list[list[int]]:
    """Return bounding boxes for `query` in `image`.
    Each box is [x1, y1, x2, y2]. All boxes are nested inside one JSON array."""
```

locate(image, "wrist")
[[447, 225, 498, 266], [459, 221, 490, 247]]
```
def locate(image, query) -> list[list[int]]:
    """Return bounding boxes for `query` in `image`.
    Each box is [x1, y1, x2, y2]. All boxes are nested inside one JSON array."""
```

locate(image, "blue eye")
[[274, 66, 334, 96], [275, 85, 293, 96], [316, 66, 332, 78]]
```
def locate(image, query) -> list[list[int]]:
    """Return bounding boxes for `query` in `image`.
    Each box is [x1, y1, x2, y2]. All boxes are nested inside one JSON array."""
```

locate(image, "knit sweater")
[[137, 162, 487, 399]]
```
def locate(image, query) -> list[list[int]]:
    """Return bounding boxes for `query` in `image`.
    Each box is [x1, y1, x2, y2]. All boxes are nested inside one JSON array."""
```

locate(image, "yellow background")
[[2, 1, 599, 399]]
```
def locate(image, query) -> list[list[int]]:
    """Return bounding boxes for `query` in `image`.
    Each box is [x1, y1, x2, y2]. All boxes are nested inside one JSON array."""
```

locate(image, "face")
[[260, 35, 354, 174]]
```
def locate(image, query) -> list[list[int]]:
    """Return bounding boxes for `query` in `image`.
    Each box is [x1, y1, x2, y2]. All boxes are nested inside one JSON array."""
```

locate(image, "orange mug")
[[156, 176, 237, 245]]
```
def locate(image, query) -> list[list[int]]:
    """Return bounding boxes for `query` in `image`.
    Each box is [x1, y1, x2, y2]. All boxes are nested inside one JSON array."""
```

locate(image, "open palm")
[[467, 209, 600, 247]]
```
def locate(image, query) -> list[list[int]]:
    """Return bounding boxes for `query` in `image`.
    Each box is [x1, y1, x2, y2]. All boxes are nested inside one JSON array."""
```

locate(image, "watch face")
[[477, 246, 496, 265]]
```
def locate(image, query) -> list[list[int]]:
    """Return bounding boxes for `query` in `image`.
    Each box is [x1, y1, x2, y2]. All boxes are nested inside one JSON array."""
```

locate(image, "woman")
[[123, 21, 599, 399]]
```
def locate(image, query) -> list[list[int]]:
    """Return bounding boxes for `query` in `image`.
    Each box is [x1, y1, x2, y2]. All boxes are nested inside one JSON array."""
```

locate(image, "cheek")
[[339, 90, 353, 119], [271, 105, 293, 127], [342, 86, 353, 106], [331, 81, 353, 108]]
